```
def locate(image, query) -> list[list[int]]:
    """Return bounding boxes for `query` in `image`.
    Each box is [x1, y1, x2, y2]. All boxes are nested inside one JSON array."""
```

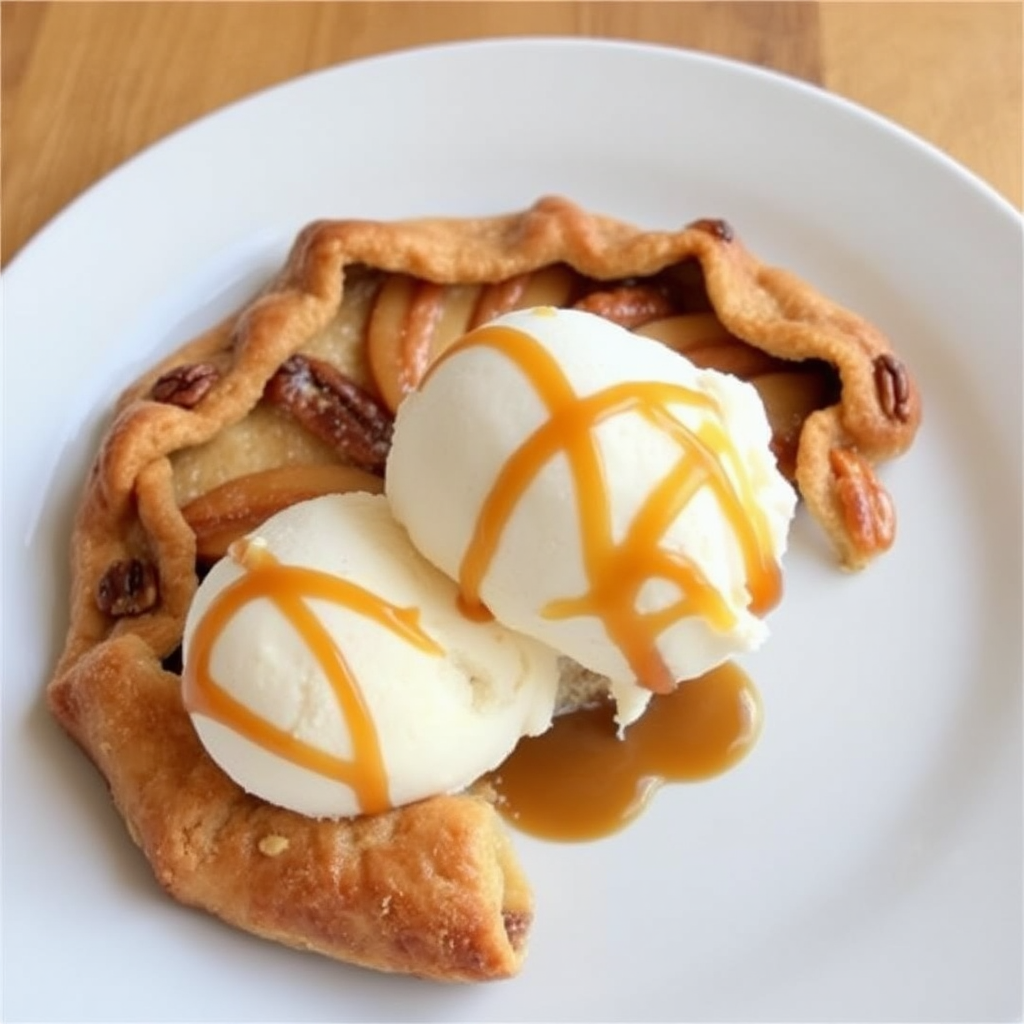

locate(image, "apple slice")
[[428, 284, 481, 365], [471, 265, 579, 327], [515, 264, 578, 310], [366, 274, 423, 413], [367, 276, 480, 413], [181, 463, 383, 562], [634, 313, 733, 353], [637, 313, 780, 378], [684, 343, 782, 379]]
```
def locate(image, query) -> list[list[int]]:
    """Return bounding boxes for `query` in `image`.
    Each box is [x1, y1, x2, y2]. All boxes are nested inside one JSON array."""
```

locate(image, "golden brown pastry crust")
[[48, 196, 920, 981], [50, 633, 530, 981]]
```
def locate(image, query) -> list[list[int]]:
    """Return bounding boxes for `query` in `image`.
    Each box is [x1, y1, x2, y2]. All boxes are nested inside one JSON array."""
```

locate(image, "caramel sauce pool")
[[489, 662, 761, 841]]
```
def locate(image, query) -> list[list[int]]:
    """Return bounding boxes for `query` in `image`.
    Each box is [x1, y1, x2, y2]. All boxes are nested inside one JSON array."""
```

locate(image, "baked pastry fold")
[[51, 633, 532, 980], [48, 197, 920, 981]]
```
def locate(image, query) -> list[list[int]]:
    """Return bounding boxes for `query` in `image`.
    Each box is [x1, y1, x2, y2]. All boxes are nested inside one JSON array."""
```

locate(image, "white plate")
[[3, 38, 1021, 1023]]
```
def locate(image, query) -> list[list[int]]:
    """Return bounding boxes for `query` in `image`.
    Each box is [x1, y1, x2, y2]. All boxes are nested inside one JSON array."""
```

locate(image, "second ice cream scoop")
[[386, 307, 797, 726], [182, 492, 560, 818]]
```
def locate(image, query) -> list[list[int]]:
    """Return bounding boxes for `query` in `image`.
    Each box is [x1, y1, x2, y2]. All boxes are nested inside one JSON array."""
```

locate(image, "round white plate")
[[3, 38, 1021, 1023]]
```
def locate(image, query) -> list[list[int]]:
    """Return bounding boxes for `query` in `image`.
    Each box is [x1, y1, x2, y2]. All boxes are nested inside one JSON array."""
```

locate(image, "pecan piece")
[[689, 217, 734, 243], [873, 353, 912, 423], [829, 447, 896, 557], [151, 363, 220, 408], [573, 285, 674, 330], [96, 558, 159, 617], [264, 355, 393, 475]]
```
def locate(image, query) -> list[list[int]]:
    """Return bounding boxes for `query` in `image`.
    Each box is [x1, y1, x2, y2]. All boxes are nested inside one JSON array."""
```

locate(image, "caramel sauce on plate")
[[490, 662, 762, 841]]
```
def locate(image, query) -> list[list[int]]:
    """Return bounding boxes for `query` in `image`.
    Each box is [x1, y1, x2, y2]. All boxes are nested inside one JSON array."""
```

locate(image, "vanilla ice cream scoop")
[[386, 307, 797, 727], [181, 492, 560, 818]]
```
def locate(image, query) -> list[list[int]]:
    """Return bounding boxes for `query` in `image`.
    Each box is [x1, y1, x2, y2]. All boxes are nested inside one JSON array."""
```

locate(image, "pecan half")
[[151, 363, 220, 408], [264, 355, 393, 475], [873, 353, 912, 423], [829, 447, 896, 557], [96, 558, 159, 617], [573, 285, 674, 329], [689, 217, 734, 243]]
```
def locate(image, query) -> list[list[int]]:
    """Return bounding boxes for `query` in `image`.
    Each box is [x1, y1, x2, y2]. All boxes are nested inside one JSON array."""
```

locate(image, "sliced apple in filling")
[[181, 463, 383, 561], [362, 266, 838, 489], [368, 266, 581, 412]]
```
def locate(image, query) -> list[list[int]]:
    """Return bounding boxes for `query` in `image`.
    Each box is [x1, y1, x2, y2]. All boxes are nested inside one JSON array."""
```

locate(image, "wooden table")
[[2, 1, 1020, 267]]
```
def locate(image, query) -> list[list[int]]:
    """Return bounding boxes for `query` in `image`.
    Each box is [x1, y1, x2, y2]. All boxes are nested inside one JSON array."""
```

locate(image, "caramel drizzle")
[[450, 323, 782, 694], [182, 539, 442, 814]]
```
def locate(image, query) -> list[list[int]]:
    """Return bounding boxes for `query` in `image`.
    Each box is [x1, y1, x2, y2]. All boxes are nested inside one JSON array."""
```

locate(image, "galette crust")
[[48, 196, 920, 981]]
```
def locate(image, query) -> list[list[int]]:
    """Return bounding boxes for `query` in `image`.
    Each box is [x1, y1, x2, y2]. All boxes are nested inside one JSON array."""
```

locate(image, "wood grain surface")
[[2, 1, 1020, 266]]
